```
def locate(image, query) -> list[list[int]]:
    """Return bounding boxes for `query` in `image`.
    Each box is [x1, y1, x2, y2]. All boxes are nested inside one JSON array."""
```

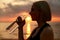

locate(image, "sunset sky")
[[0, 0, 60, 39], [0, 0, 60, 22]]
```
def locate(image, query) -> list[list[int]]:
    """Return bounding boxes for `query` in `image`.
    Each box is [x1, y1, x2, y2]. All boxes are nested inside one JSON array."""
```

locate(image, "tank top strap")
[[27, 23, 50, 40], [38, 23, 50, 35]]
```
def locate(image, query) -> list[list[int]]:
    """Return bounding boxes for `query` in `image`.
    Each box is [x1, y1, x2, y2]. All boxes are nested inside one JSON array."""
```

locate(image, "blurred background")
[[0, 0, 60, 40]]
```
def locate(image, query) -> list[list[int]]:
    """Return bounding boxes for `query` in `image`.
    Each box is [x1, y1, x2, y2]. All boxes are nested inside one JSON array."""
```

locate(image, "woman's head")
[[30, 1, 51, 22]]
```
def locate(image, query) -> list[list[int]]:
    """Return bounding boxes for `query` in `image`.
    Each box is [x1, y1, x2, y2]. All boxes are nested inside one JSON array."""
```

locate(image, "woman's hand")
[[16, 16, 25, 28], [16, 16, 25, 40]]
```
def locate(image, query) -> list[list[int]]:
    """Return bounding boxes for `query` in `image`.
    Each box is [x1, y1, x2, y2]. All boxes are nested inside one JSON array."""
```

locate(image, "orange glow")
[[0, 17, 16, 22], [51, 16, 60, 22], [0, 16, 60, 22], [0, 11, 60, 22], [16, 11, 30, 21], [25, 16, 32, 39], [0, 11, 30, 22]]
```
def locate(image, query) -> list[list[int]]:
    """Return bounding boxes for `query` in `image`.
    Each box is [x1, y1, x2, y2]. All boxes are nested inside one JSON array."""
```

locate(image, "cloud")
[[0, 3, 32, 17], [0, 0, 45, 16], [0, 0, 33, 17], [46, 0, 60, 17], [0, 0, 60, 22]]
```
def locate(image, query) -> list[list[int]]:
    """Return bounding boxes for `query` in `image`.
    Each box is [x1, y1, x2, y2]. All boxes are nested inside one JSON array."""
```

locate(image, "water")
[[0, 22, 18, 39], [0, 22, 60, 40]]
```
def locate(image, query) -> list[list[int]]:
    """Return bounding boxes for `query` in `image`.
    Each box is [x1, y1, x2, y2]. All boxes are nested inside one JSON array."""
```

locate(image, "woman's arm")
[[18, 26, 24, 40], [40, 27, 54, 40], [16, 16, 25, 40]]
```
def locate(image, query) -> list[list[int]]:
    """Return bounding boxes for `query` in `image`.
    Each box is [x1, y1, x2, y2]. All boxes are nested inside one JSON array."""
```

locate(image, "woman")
[[16, 1, 54, 40]]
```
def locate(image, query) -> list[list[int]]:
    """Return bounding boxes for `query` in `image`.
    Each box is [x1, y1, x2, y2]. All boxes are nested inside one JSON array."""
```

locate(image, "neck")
[[37, 21, 46, 27]]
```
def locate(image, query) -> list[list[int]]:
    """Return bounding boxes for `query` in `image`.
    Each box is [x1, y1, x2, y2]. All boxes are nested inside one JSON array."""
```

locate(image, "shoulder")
[[40, 26, 54, 40]]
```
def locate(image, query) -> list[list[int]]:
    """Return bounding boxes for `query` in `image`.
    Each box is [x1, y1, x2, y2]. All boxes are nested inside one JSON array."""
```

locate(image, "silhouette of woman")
[[16, 1, 54, 40]]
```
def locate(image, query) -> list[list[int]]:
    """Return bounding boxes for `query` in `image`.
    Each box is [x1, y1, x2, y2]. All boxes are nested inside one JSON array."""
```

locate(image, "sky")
[[0, 0, 60, 22], [0, 0, 60, 39]]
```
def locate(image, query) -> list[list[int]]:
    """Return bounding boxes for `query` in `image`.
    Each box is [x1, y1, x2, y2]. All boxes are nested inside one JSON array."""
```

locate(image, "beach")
[[0, 22, 60, 40]]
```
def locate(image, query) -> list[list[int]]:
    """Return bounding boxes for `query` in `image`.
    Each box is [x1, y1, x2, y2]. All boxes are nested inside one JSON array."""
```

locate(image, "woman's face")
[[29, 6, 40, 21]]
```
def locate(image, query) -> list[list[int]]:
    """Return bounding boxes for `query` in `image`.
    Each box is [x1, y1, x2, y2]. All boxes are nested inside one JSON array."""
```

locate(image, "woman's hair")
[[31, 1, 51, 22]]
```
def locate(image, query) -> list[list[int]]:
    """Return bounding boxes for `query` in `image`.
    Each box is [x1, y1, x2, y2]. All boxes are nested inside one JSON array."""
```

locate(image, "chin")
[[32, 17, 37, 21], [32, 19, 36, 21]]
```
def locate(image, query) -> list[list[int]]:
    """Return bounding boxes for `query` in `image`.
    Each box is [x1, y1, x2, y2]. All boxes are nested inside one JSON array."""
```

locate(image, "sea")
[[0, 22, 60, 40]]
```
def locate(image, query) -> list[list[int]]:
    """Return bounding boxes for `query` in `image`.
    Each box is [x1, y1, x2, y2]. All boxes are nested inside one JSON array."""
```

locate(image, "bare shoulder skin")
[[40, 26, 54, 40]]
